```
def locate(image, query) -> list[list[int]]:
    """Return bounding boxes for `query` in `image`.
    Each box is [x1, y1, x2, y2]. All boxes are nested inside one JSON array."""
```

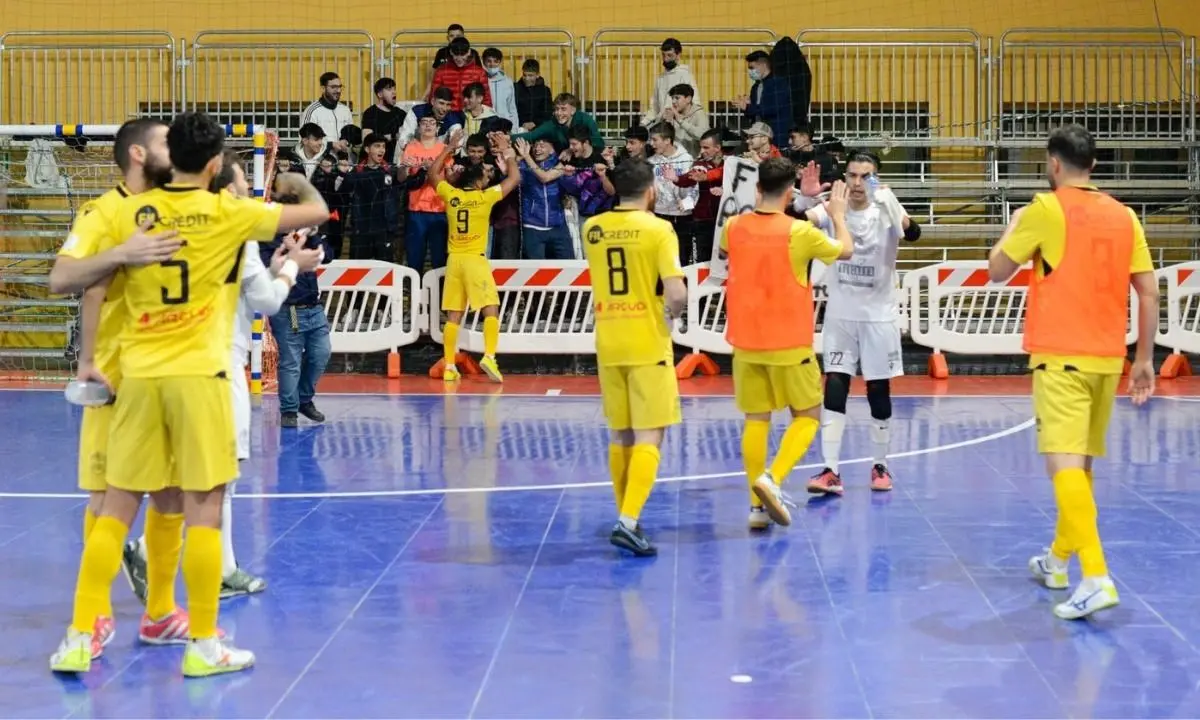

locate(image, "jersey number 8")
[[606, 247, 628, 296]]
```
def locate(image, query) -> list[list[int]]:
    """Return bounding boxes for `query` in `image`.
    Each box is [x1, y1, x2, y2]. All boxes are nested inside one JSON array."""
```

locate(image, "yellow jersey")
[[1001, 185, 1154, 374], [57, 183, 133, 388], [110, 183, 283, 378], [436, 181, 502, 256], [583, 207, 683, 366], [719, 213, 843, 365]]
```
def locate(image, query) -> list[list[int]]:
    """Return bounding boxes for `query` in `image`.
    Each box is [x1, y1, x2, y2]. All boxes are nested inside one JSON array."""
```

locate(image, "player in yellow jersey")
[[583, 160, 687, 556], [50, 112, 330, 677], [48, 118, 185, 658], [428, 129, 521, 383]]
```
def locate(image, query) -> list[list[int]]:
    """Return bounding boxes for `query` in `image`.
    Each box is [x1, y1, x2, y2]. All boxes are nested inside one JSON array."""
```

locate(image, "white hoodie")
[[640, 63, 699, 127], [649, 145, 697, 217]]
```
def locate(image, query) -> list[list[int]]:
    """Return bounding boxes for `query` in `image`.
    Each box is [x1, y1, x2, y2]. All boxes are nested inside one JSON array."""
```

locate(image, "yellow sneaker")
[[479, 355, 503, 383], [182, 637, 255, 678], [443, 364, 461, 382], [49, 630, 92, 673]]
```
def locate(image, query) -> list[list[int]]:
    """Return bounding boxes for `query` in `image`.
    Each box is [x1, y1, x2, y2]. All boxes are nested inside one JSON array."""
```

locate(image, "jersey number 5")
[[606, 247, 628, 296], [456, 208, 470, 235], [161, 259, 189, 305]]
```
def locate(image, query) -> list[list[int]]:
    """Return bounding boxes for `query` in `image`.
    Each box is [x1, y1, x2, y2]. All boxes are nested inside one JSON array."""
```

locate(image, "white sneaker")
[[748, 507, 771, 531], [182, 637, 255, 678], [49, 629, 93, 673], [1054, 577, 1119, 620], [1028, 549, 1070, 590], [752, 473, 792, 527]]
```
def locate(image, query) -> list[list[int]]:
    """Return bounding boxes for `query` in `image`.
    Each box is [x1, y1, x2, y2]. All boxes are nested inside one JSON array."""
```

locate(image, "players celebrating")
[[584, 160, 687, 556], [429, 129, 521, 383], [721, 158, 852, 529], [792, 153, 920, 495], [988, 124, 1158, 619], [51, 112, 329, 676]]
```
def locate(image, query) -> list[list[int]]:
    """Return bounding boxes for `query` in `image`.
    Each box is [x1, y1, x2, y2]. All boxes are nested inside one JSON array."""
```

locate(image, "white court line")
[[545, 389, 562, 396], [0, 418, 1034, 501]]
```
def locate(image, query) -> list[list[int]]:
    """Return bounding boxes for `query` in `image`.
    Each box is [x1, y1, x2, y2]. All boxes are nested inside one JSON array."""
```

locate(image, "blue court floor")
[[3, 388, 1200, 718]]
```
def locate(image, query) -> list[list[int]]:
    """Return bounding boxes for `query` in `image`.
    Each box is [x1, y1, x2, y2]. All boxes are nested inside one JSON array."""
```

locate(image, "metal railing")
[[0, 31, 176, 125], [796, 28, 986, 146], [186, 30, 376, 137], [584, 28, 777, 137]]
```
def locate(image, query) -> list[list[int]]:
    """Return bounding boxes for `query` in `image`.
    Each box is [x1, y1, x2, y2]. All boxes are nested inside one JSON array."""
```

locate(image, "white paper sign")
[[707, 157, 759, 283]]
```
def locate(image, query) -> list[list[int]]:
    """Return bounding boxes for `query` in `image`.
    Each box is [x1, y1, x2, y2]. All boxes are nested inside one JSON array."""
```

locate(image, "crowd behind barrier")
[[301, 258, 1200, 380]]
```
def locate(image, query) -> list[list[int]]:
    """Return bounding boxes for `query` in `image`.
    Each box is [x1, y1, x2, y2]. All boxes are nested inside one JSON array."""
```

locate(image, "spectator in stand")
[[461, 82, 502, 139], [395, 87, 465, 158], [361, 77, 407, 163], [640, 38, 699, 127], [657, 83, 709, 157], [744, 122, 782, 163], [302, 72, 354, 148], [675, 127, 727, 264], [401, 115, 452, 270], [515, 137, 573, 259], [515, 59, 553, 132], [648, 123, 698, 265], [275, 149, 304, 176], [259, 189, 337, 429], [482, 47, 519, 128], [487, 131, 523, 260], [514, 93, 604, 151], [619, 125, 650, 163], [430, 37, 491, 111], [736, 50, 792, 141], [787, 123, 835, 182], [433, 24, 481, 69], [342, 134, 403, 262], [295, 123, 328, 179], [311, 152, 351, 257], [559, 125, 615, 232]]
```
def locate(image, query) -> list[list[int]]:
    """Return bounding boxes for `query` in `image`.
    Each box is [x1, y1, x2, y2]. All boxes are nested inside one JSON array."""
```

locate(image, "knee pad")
[[824, 372, 851, 414], [866, 379, 892, 420]]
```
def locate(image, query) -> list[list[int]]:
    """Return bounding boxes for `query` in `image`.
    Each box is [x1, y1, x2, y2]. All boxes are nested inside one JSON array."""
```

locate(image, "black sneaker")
[[121, 540, 148, 606], [610, 522, 657, 557], [298, 402, 325, 423], [280, 412, 298, 428]]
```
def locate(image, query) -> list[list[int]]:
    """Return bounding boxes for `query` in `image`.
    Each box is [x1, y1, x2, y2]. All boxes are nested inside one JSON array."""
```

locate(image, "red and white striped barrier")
[[1156, 261, 1200, 378], [317, 260, 423, 376]]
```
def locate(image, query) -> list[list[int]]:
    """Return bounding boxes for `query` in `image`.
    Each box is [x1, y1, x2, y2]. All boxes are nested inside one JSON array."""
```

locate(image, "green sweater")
[[513, 109, 605, 151]]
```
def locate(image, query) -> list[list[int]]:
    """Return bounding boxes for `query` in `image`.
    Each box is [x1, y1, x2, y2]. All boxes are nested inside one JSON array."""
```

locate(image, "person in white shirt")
[[640, 38, 699, 128], [792, 153, 921, 496], [300, 72, 354, 148], [122, 153, 324, 600], [648, 123, 698, 264]]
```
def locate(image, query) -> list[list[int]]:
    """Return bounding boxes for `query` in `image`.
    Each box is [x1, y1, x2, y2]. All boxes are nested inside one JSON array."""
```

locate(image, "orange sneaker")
[[870, 464, 894, 492], [807, 468, 844, 496]]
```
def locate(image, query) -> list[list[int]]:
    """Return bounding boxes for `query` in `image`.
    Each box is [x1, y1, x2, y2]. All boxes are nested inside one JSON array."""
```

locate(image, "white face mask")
[[748, 68, 762, 82], [485, 66, 501, 77]]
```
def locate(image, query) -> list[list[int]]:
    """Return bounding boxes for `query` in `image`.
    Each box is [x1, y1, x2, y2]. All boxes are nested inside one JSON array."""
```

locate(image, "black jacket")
[[342, 162, 403, 235], [515, 78, 553, 128], [259, 229, 336, 307]]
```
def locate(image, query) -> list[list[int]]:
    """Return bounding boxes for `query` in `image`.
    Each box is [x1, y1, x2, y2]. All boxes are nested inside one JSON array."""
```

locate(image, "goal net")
[[0, 125, 280, 382]]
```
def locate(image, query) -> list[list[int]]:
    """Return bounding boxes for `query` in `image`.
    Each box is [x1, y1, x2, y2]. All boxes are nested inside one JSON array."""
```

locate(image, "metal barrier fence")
[[584, 28, 777, 137], [186, 30, 376, 136], [385, 29, 575, 115], [796, 28, 986, 146], [0, 31, 176, 125], [0, 26, 1196, 147], [997, 28, 1192, 145]]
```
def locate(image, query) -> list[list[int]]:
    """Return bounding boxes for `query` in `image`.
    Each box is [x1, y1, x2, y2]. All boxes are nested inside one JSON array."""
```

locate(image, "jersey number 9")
[[456, 208, 470, 235], [160, 259, 189, 305], [606, 247, 628, 296]]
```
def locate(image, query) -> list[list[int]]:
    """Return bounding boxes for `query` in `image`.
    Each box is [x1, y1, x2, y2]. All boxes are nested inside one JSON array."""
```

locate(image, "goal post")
[[0, 122, 278, 384]]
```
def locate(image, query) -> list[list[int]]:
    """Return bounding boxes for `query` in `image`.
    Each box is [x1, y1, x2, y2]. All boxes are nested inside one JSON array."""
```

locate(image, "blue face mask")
[[748, 68, 762, 82], [485, 66, 501, 77]]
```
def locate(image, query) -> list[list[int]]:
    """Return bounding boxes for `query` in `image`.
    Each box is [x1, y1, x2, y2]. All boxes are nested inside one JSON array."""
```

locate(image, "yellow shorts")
[[442, 254, 499, 312], [77, 404, 114, 492], [106, 375, 238, 494], [733, 355, 823, 415], [599, 362, 682, 431], [1032, 368, 1119, 457]]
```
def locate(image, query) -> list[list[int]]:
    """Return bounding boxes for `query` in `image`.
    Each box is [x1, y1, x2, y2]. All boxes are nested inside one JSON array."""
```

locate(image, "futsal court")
[[4, 376, 1200, 718]]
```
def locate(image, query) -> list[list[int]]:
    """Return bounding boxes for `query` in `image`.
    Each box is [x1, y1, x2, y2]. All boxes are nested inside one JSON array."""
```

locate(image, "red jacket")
[[675, 157, 724, 222], [429, 60, 492, 111]]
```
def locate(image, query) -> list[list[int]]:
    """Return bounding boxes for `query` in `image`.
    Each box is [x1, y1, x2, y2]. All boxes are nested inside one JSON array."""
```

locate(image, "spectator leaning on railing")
[[513, 93, 604, 152], [342, 134, 404, 262], [394, 87, 465, 160]]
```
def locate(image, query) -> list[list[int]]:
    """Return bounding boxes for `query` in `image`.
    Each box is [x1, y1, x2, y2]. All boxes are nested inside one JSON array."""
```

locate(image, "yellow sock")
[[483, 316, 499, 357], [608, 444, 632, 510], [619, 444, 661, 522], [444, 322, 460, 366], [182, 526, 223, 639], [1053, 468, 1108, 577], [144, 507, 185, 621], [71, 516, 128, 634], [742, 420, 770, 507], [769, 416, 820, 484]]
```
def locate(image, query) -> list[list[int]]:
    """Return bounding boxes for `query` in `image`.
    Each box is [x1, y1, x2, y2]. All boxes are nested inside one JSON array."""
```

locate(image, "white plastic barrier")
[[1156, 261, 1200, 378], [673, 262, 911, 378], [903, 261, 1138, 378], [424, 260, 597, 362], [317, 260, 423, 376]]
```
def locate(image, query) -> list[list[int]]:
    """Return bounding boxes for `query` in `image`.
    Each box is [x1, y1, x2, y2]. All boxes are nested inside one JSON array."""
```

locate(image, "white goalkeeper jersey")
[[809, 198, 907, 323], [232, 242, 291, 366]]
